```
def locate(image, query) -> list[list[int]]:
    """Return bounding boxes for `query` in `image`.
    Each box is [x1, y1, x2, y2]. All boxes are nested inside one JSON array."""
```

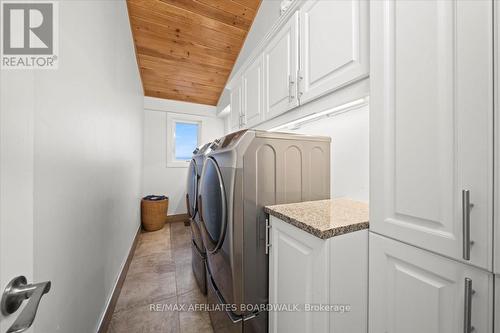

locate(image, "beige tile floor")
[[108, 222, 213, 333]]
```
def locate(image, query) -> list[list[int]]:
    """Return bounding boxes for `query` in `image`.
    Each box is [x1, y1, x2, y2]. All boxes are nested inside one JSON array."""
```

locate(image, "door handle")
[[462, 190, 474, 260], [288, 74, 295, 102], [265, 217, 272, 255], [463, 278, 474, 333], [297, 69, 304, 98], [1, 275, 51, 333]]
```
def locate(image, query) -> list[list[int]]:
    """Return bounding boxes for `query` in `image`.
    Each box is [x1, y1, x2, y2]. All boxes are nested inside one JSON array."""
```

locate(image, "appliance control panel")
[[211, 129, 247, 151]]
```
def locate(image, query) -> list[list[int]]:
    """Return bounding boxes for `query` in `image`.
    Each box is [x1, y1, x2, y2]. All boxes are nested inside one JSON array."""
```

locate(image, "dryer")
[[198, 130, 330, 333], [186, 141, 212, 295]]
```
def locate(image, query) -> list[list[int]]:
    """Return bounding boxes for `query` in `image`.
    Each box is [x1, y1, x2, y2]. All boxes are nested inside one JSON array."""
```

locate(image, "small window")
[[174, 122, 199, 161], [167, 115, 202, 168]]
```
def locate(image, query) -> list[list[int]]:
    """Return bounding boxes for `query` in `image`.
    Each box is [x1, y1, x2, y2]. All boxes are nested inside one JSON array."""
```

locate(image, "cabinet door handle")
[[463, 278, 473, 333], [297, 69, 303, 98], [288, 74, 295, 102], [265, 217, 271, 255], [462, 190, 473, 260]]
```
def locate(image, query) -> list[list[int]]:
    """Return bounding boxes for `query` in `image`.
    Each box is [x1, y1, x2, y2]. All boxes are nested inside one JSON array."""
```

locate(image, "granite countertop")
[[264, 198, 369, 239]]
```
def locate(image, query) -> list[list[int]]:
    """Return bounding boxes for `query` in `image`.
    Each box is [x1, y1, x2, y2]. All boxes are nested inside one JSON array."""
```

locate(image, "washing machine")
[[186, 142, 212, 295], [198, 129, 330, 333]]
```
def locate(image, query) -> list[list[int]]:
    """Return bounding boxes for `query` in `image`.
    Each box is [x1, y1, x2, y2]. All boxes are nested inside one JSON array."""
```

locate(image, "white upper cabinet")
[[230, 78, 242, 131], [263, 11, 299, 120], [298, 0, 369, 104], [369, 233, 493, 333], [229, 1, 370, 126], [370, 0, 493, 270], [242, 54, 264, 128]]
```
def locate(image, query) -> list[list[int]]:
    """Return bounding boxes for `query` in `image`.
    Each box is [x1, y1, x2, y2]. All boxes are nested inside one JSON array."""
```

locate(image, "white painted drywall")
[[217, 88, 231, 114], [289, 106, 369, 202], [143, 105, 225, 215], [16, 1, 143, 332]]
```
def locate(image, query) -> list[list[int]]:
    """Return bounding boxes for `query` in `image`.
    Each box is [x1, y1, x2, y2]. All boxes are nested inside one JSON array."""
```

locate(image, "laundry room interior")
[[0, 0, 497, 333]]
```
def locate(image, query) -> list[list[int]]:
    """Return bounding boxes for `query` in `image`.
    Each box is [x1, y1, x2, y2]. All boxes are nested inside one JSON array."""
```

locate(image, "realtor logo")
[[1, 1, 58, 69]]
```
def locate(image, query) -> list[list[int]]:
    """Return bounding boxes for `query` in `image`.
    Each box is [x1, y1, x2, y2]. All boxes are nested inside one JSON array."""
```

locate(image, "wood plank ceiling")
[[127, 0, 261, 106]]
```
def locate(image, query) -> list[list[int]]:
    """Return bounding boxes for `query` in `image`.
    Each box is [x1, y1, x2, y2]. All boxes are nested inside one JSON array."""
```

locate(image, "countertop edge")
[[264, 204, 369, 240]]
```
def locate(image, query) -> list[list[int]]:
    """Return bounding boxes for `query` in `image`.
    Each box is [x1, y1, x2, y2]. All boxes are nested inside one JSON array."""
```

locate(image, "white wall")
[[143, 99, 225, 215], [289, 106, 369, 202], [217, 88, 231, 114], [0, 1, 144, 332]]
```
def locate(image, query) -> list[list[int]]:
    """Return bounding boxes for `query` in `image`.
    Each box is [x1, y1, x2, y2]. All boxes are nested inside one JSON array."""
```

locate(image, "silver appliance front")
[[199, 130, 331, 333], [187, 143, 213, 296], [198, 157, 236, 309], [186, 158, 198, 219]]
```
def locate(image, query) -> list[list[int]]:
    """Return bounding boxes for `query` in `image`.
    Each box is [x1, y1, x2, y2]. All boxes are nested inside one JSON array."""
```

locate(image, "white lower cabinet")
[[369, 232, 493, 333], [268, 216, 367, 333]]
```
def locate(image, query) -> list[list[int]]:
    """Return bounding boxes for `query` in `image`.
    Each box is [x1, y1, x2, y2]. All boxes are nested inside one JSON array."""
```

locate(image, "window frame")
[[167, 114, 202, 168]]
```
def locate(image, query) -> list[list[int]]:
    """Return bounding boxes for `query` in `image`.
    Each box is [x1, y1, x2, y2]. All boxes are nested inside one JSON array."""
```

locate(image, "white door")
[[0, 72, 46, 332], [369, 233, 493, 333], [370, 0, 493, 270], [268, 216, 329, 333], [264, 11, 299, 120], [243, 54, 264, 128], [494, 0, 500, 274], [298, 0, 369, 104], [230, 79, 243, 131]]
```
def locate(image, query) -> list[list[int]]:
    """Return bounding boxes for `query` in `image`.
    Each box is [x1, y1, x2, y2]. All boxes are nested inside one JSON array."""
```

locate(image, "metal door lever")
[[1, 275, 51, 333]]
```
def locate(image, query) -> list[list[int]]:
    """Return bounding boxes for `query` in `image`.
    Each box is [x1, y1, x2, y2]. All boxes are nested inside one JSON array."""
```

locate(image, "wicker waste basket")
[[141, 195, 169, 232]]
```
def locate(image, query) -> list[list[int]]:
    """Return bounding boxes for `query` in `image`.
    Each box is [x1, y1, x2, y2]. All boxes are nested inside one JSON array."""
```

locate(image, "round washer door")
[[199, 157, 226, 253], [186, 159, 198, 218]]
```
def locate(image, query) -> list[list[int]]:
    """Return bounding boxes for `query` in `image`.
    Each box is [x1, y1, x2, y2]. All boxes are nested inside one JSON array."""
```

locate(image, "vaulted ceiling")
[[127, 0, 261, 106]]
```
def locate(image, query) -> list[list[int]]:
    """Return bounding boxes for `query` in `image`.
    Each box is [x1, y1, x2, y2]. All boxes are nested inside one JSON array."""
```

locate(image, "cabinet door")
[[268, 216, 329, 333], [369, 233, 493, 333], [264, 11, 299, 120], [230, 79, 242, 131], [243, 55, 263, 127], [330, 230, 368, 333], [370, 0, 493, 269], [299, 0, 368, 104], [495, 0, 500, 274]]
